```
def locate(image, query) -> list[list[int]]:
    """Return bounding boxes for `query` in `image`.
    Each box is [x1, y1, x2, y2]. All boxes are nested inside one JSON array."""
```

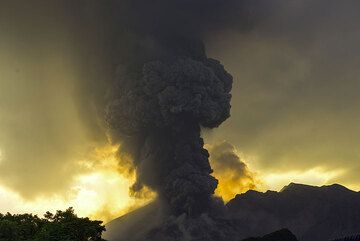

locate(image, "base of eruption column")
[[104, 183, 360, 241]]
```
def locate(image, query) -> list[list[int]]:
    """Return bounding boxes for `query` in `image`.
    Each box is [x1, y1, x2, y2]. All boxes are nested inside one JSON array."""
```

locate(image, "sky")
[[0, 0, 359, 222], [204, 0, 360, 191]]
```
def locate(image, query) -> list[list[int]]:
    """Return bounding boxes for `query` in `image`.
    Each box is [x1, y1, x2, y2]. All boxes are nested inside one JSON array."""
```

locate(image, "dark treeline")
[[0, 208, 106, 241], [332, 234, 360, 241]]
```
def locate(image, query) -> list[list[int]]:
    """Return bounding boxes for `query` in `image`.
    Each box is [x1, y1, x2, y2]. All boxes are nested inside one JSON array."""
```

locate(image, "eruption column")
[[106, 40, 233, 216]]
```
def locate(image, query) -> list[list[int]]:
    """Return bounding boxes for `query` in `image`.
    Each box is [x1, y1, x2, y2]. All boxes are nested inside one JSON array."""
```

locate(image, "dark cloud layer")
[[205, 0, 360, 189], [1, 1, 360, 240], [0, 0, 114, 197], [0, 0, 359, 213]]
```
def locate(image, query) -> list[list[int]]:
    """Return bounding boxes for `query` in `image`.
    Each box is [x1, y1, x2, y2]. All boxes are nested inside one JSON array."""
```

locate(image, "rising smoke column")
[[106, 38, 232, 216], [104, 0, 259, 216]]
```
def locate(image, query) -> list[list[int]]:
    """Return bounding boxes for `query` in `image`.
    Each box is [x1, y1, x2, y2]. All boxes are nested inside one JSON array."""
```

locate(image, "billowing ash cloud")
[[80, 0, 276, 220], [105, 2, 235, 213], [209, 141, 258, 201], [3, 1, 360, 232], [101, 0, 275, 217], [0, 0, 248, 204], [99, 0, 258, 227]]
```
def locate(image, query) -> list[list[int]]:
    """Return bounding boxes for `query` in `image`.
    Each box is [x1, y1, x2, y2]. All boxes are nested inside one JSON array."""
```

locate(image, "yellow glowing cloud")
[[208, 142, 261, 202], [0, 142, 351, 223], [213, 165, 347, 201], [0, 144, 154, 223], [207, 141, 352, 202], [261, 167, 346, 191], [74, 144, 155, 222], [213, 169, 260, 201]]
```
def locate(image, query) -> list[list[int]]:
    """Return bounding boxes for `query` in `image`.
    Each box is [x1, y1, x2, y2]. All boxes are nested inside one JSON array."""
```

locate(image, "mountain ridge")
[[227, 183, 360, 241], [105, 183, 360, 241]]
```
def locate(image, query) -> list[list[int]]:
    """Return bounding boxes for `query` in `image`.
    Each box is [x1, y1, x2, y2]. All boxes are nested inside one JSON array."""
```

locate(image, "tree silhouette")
[[0, 208, 106, 241]]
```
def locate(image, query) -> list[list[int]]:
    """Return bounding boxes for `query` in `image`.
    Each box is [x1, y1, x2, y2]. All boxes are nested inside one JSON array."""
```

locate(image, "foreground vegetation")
[[0, 208, 106, 241]]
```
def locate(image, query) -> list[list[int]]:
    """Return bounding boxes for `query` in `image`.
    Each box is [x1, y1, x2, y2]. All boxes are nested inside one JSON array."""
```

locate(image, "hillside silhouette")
[[227, 183, 360, 241], [105, 183, 360, 241]]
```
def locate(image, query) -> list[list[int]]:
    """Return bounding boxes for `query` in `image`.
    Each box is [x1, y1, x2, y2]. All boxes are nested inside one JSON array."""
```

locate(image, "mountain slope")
[[242, 229, 298, 241], [104, 201, 164, 241], [227, 183, 360, 241], [104, 183, 360, 241]]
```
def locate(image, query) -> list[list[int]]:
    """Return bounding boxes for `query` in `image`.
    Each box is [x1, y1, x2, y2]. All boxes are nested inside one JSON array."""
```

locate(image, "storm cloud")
[[0, 0, 114, 197], [205, 0, 360, 190], [0, 0, 359, 210]]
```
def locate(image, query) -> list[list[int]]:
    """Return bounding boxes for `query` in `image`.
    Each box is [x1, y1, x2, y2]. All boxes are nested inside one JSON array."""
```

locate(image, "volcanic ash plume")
[[209, 141, 259, 201], [100, 0, 261, 218], [106, 42, 233, 216]]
